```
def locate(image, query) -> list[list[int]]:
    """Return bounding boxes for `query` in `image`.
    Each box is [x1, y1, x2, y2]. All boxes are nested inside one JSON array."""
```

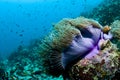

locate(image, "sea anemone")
[[39, 17, 120, 79]]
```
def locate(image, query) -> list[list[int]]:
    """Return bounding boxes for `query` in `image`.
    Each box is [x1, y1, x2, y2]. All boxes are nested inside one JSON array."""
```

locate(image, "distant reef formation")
[[110, 20, 120, 50], [0, 41, 63, 80], [39, 17, 120, 80], [81, 0, 120, 26]]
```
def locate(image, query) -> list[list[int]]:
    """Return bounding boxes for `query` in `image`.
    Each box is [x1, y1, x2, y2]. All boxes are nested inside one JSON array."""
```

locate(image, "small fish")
[[102, 25, 111, 34], [16, 24, 20, 27], [19, 34, 23, 37], [16, 31, 18, 34], [21, 30, 24, 32]]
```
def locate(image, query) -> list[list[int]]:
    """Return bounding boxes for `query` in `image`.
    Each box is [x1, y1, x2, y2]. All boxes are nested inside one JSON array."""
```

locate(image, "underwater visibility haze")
[[0, 0, 103, 59], [0, 0, 120, 80]]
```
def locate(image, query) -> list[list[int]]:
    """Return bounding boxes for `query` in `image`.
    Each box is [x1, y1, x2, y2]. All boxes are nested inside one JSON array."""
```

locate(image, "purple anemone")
[[61, 25, 112, 69]]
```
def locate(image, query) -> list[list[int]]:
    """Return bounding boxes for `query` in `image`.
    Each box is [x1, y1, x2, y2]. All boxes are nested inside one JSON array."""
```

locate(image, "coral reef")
[[0, 61, 9, 80], [0, 17, 120, 80], [39, 17, 103, 76], [110, 20, 120, 50], [68, 41, 120, 80], [39, 17, 120, 80], [80, 0, 120, 57], [81, 0, 120, 26], [0, 39, 63, 80]]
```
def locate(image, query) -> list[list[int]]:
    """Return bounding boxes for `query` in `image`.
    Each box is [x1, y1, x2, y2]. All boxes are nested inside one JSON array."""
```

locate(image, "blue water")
[[0, 0, 103, 59]]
